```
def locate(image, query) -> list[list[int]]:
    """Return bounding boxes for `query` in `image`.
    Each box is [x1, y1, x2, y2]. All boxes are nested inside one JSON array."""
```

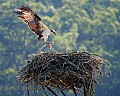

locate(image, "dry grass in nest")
[[17, 51, 110, 96]]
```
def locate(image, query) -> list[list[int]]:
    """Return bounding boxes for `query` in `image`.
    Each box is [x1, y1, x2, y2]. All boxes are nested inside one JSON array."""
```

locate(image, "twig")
[[39, 43, 47, 51], [26, 83, 30, 96], [34, 85, 38, 96], [58, 86, 66, 96], [45, 85, 58, 96], [72, 85, 77, 96], [42, 86, 49, 96]]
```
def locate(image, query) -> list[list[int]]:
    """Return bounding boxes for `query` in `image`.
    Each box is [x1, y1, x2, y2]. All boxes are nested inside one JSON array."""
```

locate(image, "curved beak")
[[52, 31, 56, 35], [49, 28, 56, 35]]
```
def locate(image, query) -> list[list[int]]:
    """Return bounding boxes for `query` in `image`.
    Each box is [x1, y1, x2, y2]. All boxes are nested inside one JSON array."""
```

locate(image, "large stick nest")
[[17, 51, 110, 96]]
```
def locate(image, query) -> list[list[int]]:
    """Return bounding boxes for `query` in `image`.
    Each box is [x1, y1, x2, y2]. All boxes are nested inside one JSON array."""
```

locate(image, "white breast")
[[42, 30, 51, 42]]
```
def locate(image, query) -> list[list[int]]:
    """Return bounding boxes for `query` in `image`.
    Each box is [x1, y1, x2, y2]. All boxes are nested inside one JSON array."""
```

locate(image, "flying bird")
[[14, 6, 56, 48]]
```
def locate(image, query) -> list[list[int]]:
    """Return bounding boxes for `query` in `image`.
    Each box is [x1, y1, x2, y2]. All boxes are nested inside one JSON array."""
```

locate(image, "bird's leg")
[[33, 37, 41, 45], [40, 41, 52, 51], [39, 41, 52, 51], [46, 41, 52, 49]]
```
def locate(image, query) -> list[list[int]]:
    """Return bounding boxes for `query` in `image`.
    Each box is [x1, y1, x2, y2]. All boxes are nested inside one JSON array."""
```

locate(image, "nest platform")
[[17, 51, 110, 96]]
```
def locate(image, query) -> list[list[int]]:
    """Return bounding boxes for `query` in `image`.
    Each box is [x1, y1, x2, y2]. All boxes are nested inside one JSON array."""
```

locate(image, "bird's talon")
[[46, 41, 52, 49]]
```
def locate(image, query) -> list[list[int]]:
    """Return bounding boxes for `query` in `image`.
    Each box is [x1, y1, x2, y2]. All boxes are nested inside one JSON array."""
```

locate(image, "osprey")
[[14, 6, 56, 48]]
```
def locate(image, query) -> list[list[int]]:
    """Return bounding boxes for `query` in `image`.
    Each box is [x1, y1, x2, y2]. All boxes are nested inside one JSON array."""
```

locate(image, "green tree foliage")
[[0, 0, 120, 96]]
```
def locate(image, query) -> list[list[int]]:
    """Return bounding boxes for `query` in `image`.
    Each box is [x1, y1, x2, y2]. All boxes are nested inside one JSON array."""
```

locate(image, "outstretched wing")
[[14, 6, 48, 35]]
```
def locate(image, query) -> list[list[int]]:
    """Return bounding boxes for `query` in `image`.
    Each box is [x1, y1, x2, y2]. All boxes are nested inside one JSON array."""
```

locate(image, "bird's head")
[[49, 28, 56, 35]]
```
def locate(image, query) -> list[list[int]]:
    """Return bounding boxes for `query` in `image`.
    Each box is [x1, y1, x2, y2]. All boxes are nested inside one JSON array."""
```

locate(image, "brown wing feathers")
[[14, 6, 42, 34]]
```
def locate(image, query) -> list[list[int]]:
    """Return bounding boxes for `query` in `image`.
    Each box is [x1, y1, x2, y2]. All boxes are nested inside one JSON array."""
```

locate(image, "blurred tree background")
[[0, 0, 120, 96]]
